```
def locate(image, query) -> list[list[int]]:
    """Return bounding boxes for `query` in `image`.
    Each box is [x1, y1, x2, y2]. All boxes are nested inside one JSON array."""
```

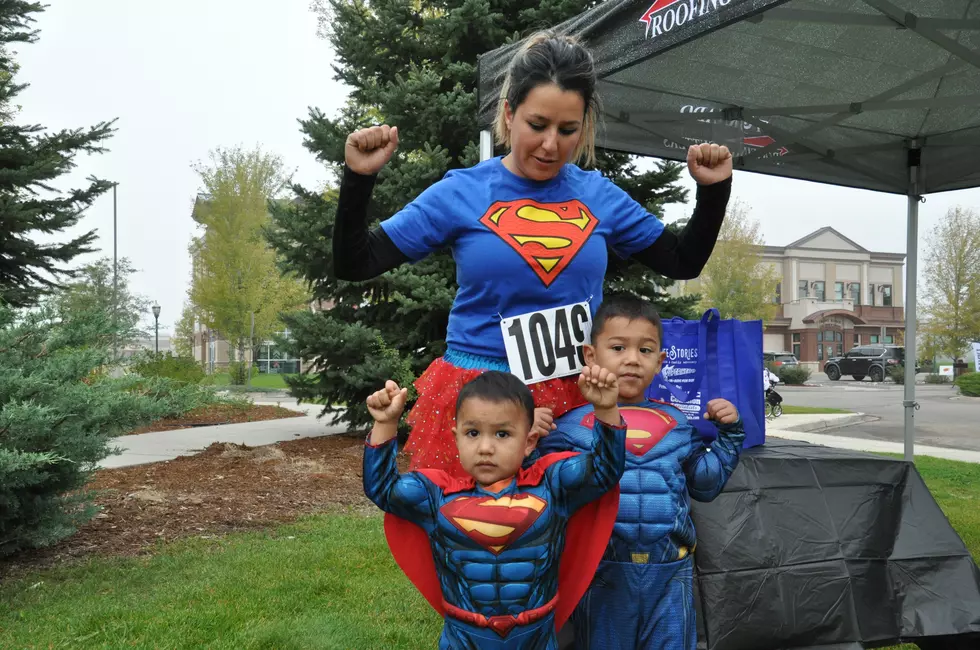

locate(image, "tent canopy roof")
[[478, 0, 980, 195]]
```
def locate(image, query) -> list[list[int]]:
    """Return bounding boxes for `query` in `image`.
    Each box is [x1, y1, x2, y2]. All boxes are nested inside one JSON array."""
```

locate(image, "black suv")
[[824, 345, 911, 382]]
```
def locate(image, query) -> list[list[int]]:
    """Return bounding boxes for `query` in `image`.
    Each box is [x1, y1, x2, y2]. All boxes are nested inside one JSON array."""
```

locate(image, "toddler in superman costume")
[[537, 296, 746, 650], [363, 369, 626, 649]]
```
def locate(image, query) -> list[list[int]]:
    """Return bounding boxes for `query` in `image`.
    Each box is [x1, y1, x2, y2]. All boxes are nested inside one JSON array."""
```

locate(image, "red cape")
[[383, 451, 619, 631]]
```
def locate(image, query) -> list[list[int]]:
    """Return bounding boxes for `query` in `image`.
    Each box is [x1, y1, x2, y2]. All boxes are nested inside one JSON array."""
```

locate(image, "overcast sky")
[[15, 1, 980, 334]]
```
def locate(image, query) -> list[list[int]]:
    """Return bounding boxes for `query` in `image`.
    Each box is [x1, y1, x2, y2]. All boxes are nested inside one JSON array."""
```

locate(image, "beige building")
[[763, 227, 906, 370], [673, 227, 906, 371]]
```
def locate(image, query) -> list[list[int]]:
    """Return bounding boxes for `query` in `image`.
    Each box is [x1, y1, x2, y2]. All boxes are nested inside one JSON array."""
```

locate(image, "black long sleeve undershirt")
[[630, 176, 732, 280], [332, 165, 732, 282]]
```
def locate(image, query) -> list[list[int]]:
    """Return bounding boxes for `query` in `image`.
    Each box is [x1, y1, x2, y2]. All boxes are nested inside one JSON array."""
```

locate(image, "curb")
[[780, 413, 878, 433]]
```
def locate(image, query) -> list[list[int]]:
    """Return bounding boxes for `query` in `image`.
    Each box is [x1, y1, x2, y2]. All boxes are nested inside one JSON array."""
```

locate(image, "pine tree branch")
[[0, 332, 32, 355]]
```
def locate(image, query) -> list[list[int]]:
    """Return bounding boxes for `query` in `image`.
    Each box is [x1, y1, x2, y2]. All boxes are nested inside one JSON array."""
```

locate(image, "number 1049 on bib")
[[500, 302, 592, 385]]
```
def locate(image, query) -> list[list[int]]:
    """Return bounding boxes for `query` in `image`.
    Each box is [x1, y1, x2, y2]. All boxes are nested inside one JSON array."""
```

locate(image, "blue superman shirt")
[[380, 157, 665, 358]]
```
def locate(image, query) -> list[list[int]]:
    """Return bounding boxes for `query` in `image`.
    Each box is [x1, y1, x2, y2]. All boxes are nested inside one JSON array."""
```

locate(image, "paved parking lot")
[[778, 374, 980, 452]]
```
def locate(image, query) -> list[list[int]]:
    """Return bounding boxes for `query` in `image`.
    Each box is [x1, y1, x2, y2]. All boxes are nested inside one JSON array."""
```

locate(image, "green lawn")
[[1, 458, 977, 649], [780, 404, 853, 415], [0, 514, 441, 649], [208, 372, 293, 390]]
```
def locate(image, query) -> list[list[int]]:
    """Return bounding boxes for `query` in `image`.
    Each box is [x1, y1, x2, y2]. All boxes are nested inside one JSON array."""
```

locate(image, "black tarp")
[[478, 0, 980, 195], [690, 440, 980, 649]]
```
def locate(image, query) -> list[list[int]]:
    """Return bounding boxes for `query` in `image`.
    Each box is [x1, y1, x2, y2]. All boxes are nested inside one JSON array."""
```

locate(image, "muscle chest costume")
[[334, 158, 731, 478], [538, 400, 745, 650], [363, 416, 626, 650]]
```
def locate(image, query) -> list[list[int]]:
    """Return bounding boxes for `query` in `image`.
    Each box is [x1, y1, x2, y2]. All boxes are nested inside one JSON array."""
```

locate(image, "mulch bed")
[[127, 403, 304, 435], [0, 433, 408, 580]]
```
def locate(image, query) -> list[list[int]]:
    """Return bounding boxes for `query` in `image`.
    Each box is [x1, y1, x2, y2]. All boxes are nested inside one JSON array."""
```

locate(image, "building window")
[[870, 335, 879, 344], [884, 335, 893, 344], [817, 332, 823, 343], [835, 282, 844, 301], [837, 343, 843, 356], [813, 281, 825, 301], [817, 345, 823, 361], [773, 282, 782, 305], [798, 280, 809, 298], [836, 332, 843, 342], [257, 340, 300, 374], [793, 343, 801, 358], [792, 333, 801, 343], [882, 284, 892, 307], [850, 282, 861, 305], [869, 284, 876, 306], [854, 333, 860, 345]]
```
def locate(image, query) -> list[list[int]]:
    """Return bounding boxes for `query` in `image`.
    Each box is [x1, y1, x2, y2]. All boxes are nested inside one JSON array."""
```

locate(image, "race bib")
[[501, 302, 592, 385]]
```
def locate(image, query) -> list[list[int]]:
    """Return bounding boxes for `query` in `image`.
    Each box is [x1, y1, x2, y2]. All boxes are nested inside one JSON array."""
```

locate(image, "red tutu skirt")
[[404, 356, 587, 478]]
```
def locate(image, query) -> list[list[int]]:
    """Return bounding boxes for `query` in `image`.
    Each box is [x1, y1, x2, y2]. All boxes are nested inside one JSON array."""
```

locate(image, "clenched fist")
[[531, 407, 556, 439], [346, 124, 399, 176], [705, 398, 739, 424], [578, 365, 619, 411], [687, 143, 732, 186], [366, 379, 408, 424]]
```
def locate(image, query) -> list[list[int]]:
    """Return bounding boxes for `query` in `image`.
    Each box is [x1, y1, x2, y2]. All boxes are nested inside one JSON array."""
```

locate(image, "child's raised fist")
[[578, 365, 619, 411], [705, 399, 739, 425], [366, 380, 408, 424]]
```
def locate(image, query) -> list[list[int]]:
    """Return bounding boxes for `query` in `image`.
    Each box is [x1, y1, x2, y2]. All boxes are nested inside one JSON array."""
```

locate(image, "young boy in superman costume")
[[537, 295, 746, 650], [363, 368, 626, 650]]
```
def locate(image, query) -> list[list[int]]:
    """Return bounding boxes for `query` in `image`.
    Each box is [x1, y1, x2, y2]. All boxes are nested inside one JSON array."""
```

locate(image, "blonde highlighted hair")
[[492, 31, 600, 168]]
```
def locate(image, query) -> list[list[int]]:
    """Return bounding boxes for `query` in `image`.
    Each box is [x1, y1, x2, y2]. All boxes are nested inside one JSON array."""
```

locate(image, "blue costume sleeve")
[[378, 172, 464, 261], [683, 418, 746, 503], [549, 418, 626, 516], [594, 174, 666, 259], [362, 437, 436, 527]]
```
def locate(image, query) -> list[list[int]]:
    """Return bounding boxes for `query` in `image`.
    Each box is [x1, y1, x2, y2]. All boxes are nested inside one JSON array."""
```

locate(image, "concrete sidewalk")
[[99, 406, 980, 470], [99, 399, 350, 469], [767, 413, 980, 463]]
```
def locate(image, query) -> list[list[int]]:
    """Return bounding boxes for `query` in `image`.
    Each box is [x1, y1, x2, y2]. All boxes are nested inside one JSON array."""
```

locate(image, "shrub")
[[131, 351, 204, 384], [0, 306, 216, 557], [955, 372, 980, 397], [924, 374, 951, 385], [778, 365, 812, 385], [228, 361, 248, 385], [888, 364, 905, 384]]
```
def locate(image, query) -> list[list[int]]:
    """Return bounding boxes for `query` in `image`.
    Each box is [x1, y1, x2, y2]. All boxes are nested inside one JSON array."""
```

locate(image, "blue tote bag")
[[645, 308, 765, 449]]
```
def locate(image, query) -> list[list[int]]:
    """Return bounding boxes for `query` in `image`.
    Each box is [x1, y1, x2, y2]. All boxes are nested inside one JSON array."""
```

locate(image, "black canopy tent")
[[477, 0, 980, 462]]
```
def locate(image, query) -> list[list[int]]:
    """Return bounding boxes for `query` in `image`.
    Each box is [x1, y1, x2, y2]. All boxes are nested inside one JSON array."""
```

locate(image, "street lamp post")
[[152, 305, 161, 354], [112, 182, 119, 359]]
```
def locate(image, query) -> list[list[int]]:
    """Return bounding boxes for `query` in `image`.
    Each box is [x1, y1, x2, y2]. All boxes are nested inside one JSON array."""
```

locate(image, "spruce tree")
[[0, 2, 116, 308], [0, 302, 215, 557], [268, 0, 698, 430]]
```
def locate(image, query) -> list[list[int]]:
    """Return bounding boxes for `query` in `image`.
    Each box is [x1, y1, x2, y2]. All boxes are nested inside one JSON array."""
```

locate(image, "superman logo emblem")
[[479, 199, 599, 287], [581, 406, 677, 456], [440, 494, 547, 554]]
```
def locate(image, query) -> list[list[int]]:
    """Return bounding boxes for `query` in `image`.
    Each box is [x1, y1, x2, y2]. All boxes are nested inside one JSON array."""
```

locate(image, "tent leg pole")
[[903, 151, 921, 462], [479, 130, 493, 162]]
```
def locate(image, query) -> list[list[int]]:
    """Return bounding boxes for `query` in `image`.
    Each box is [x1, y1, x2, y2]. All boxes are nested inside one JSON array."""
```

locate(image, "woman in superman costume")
[[334, 32, 734, 479]]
